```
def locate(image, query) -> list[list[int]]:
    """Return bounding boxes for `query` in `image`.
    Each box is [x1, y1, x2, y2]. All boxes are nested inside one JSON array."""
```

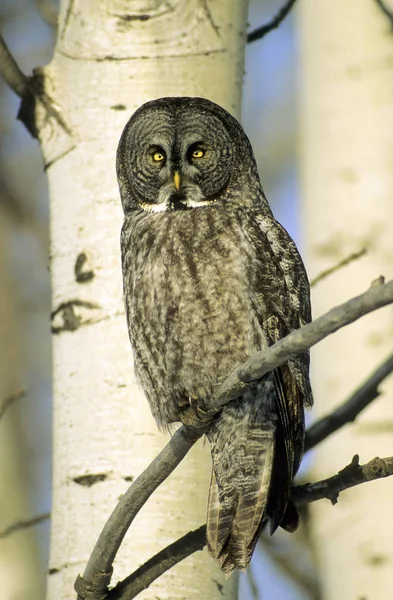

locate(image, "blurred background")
[[0, 1, 318, 598]]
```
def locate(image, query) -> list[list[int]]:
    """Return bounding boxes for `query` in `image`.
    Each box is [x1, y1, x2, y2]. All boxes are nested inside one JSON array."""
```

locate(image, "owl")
[[117, 97, 313, 575]]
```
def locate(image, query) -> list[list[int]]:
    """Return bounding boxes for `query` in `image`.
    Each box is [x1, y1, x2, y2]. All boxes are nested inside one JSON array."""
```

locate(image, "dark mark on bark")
[[118, 13, 151, 22], [51, 299, 100, 334], [73, 473, 108, 487], [74, 252, 94, 283], [212, 579, 224, 595], [367, 554, 388, 566]]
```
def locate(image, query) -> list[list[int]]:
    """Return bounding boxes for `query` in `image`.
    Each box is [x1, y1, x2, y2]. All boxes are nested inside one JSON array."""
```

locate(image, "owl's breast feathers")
[[121, 203, 312, 573]]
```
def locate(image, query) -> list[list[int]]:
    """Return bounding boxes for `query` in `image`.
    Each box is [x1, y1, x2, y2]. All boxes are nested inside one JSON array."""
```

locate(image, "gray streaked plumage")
[[117, 97, 313, 575]]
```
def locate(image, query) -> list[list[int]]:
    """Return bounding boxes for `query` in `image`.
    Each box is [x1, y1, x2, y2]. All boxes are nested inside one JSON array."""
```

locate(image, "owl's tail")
[[206, 389, 297, 575]]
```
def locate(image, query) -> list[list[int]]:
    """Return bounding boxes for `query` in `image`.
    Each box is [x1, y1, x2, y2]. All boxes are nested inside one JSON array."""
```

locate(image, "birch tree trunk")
[[298, 1, 393, 598], [39, 2, 249, 599], [0, 210, 45, 600]]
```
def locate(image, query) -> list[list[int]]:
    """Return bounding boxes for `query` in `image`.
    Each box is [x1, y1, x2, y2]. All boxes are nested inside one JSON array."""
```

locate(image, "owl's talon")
[[179, 406, 200, 428], [195, 405, 212, 424]]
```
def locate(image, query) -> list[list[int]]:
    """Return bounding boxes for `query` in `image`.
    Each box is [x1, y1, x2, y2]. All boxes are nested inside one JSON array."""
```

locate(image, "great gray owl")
[[117, 97, 313, 575]]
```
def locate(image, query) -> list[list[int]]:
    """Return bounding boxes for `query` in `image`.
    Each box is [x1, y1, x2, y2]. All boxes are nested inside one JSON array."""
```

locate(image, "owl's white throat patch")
[[140, 186, 215, 213], [140, 198, 215, 213]]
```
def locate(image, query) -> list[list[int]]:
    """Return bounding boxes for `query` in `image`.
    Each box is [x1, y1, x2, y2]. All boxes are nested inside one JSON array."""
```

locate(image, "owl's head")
[[117, 97, 263, 214]]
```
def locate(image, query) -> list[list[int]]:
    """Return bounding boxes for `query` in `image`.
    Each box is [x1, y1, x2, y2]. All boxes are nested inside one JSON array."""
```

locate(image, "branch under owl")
[[106, 455, 393, 600], [212, 277, 393, 412], [75, 278, 393, 600]]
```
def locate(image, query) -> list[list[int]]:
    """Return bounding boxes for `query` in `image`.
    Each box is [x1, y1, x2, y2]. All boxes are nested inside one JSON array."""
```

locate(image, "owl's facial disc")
[[118, 102, 237, 214], [139, 139, 229, 213]]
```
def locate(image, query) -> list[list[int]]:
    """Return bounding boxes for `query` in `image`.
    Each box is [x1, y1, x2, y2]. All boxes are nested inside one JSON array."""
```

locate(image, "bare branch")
[[76, 279, 393, 598], [0, 32, 39, 137], [375, 0, 393, 29], [0, 32, 29, 97], [75, 425, 204, 600], [108, 526, 206, 599], [310, 248, 367, 287], [107, 455, 393, 599], [0, 31, 71, 138], [215, 279, 393, 409], [0, 389, 26, 420], [247, 0, 297, 44], [0, 512, 50, 539], [305, 353, 393, 451], [292, 455, 393, 506]]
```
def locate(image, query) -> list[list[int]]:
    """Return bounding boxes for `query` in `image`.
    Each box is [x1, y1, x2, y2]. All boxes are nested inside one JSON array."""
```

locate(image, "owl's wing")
[[254, 213, 313, 531]]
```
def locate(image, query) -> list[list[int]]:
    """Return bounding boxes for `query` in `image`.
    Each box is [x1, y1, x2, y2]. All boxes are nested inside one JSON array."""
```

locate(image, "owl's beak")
[[173, 171, 181, 192]]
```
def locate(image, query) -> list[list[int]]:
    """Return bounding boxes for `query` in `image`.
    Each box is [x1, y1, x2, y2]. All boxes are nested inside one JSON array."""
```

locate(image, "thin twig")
[[0, 512, 50, 539], [107, 455, 393, 599], [75, 279, 393, 599], [375, 0, 393, 29], [305, 353, 393, 451], [109, 526, 206, 599], [215, 279, 393, 409], [310, 248, 367, 287], [247, 0, 297, 44], [0, 31, 71, 138], [292, 455, 393, 506], [0, 389, 26, 420], [0, 32, 29, 97]]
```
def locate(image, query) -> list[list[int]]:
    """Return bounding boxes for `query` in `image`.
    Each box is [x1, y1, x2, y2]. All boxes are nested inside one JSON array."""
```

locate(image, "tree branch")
[[0, 512, 50, 539], [0, 31, 71, 138], [305, 353, 393, 451], [310, 247, 367, 287], [374, 0, 393, 29], [0, 31, 40, 137], [75, 425, 204, 600], [247, 0, 298, 44], [75, 279, 393, 599], [214, 279, 393, 410], [292, 455, 393, 506], [0, 389, 25, 420], [0, 32, 29, 97], [109, 526, 206, 599], [108, 455, 393, 600]]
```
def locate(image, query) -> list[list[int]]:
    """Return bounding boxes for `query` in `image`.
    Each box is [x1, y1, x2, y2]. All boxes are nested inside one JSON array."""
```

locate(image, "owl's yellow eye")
[[152, 151, 165, 162], [192, 149, 205, 159]]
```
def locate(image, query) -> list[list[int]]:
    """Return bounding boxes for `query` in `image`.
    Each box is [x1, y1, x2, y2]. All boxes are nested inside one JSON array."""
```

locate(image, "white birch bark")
[[41, 2, 249, 598], [298, 1, 393, 598]]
